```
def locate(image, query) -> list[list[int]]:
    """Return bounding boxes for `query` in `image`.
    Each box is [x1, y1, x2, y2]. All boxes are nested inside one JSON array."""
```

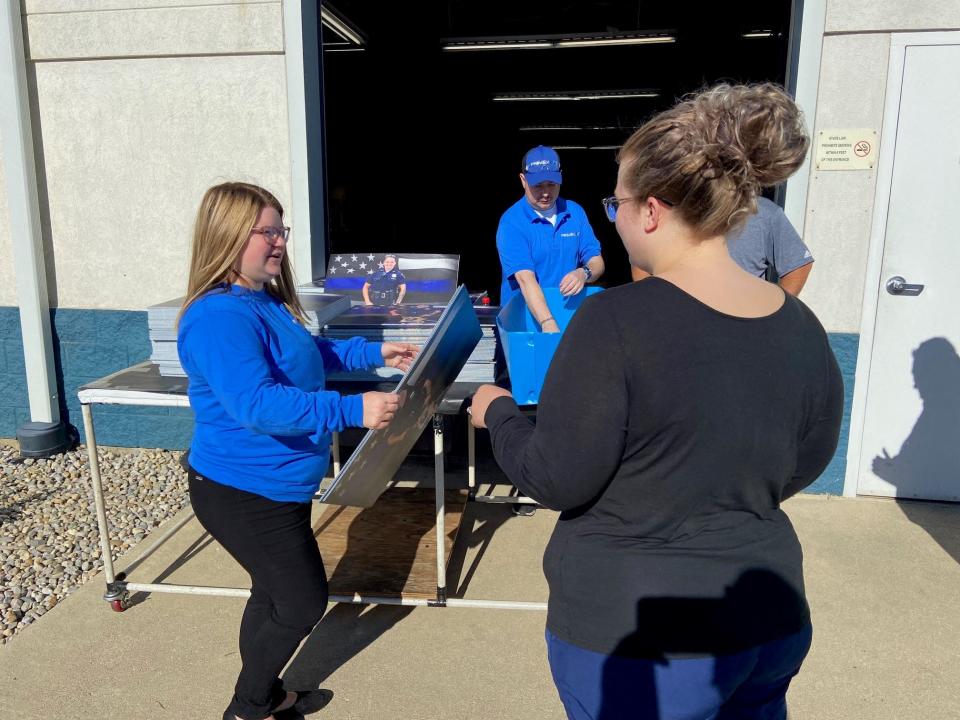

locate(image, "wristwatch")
[[581, 265, 593, 282]]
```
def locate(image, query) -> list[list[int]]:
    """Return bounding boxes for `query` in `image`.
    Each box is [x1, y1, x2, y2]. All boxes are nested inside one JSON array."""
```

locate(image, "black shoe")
[[275, 689, 335, 718], [512, 503, 536, 517]]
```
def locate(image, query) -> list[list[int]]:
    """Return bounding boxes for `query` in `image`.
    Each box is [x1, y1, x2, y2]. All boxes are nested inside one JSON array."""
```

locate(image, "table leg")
[[432, 414, 447, 606], [467, 417, 476, 491], [332, 431, 341, 476], [82, 404, 127, 609]]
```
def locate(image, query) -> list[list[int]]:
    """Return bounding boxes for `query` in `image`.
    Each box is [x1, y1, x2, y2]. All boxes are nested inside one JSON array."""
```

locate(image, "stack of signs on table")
[[322, 303, 497, 383], [147, 292, 351, 377], [299, 293, 352, 335], [146, 297, 187, 377]]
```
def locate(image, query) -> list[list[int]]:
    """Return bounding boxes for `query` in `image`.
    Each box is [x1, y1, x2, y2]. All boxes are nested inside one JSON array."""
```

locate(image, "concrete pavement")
[[0, 481, 958, 719]]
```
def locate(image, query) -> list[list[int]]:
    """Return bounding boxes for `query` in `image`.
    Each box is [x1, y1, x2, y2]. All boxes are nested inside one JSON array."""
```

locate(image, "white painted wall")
[[799, 33, 889, 333], [825, 0, 960, 33], [799, 0, 960, 332], [0, 0, 294, 310]]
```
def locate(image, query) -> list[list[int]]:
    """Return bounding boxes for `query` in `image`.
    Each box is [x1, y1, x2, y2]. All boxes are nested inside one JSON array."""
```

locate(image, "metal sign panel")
[[319, 285, 482, 507]]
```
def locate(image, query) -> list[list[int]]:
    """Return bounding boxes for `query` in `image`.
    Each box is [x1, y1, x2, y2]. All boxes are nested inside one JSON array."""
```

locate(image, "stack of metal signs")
[[299, 293, 353, 335], [322, 303, 498, 383], [147, 292, 351, 377], [146, 297, 186, 377]]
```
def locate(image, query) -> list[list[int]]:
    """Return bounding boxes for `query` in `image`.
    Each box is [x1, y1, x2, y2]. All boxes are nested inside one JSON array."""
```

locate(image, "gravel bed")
[[0, 443, 189, 644]]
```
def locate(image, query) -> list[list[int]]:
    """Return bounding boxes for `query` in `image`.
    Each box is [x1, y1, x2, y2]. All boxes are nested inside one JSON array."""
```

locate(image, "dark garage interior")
[[319, 1, 796, 301]]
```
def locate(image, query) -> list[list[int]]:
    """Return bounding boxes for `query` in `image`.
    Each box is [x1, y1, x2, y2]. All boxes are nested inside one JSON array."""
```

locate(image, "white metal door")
[[855, 41, 960, 500]]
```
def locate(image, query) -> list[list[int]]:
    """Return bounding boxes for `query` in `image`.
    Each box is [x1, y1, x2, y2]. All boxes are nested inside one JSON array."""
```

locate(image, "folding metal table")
[[78, 361, 545, 613]]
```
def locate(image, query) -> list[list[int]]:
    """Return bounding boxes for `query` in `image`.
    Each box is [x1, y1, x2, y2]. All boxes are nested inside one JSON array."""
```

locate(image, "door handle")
[[885, 276, 924, 296]]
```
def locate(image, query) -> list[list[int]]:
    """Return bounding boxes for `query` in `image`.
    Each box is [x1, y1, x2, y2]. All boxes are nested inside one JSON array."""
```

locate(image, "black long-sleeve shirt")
[[487, 277, 843, 657]]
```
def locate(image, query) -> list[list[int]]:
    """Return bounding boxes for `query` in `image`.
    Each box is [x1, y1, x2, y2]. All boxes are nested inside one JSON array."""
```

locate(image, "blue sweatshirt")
[[177, 284, 383, 502]]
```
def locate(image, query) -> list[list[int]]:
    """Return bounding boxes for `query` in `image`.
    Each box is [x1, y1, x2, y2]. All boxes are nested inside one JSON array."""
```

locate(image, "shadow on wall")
[[871, 337, 960, 564]]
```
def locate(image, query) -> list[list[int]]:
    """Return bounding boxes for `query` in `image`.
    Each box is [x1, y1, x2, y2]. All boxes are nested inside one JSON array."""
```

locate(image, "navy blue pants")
[[188, 470, 329, 720], [546, 625, 812, 720]]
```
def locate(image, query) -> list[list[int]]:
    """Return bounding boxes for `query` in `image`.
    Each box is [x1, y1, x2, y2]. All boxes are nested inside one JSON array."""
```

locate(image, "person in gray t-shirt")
[[726, 197, 814, 295], [631, 196, 814, 296]]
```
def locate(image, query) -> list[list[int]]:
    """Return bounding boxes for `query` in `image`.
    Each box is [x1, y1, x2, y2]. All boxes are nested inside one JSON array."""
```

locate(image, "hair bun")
[[619, 83, 808, 237], [696, 83, 809, 189]]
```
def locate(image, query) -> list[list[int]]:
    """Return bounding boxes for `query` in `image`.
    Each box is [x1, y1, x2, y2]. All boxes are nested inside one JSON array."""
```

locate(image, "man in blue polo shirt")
[[496, 145, 605, 333]]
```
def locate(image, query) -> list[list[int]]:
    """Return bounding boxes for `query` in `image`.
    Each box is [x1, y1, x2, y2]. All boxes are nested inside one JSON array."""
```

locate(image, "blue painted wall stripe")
[[0, 306, 192, 449], [806, 332, 859, 494]]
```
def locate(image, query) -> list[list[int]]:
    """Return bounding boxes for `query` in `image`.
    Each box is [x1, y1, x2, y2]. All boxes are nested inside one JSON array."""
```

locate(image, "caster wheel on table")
[[110, 594, 131, 612]]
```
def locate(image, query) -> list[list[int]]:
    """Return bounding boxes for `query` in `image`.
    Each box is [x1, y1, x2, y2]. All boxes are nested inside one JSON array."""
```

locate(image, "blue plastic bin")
[[497, 286, 603, 405]]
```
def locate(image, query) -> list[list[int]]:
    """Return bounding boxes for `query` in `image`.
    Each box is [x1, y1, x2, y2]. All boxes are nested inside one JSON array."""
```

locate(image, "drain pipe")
[[0, 0, 71, 457]]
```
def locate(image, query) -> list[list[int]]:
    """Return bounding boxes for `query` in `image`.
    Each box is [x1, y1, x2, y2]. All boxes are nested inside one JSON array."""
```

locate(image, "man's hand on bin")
[[558, 268, 587, 297]]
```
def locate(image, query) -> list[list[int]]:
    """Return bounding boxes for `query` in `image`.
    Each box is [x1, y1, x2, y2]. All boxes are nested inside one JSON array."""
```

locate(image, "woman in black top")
[[471, 84, 843, 720]]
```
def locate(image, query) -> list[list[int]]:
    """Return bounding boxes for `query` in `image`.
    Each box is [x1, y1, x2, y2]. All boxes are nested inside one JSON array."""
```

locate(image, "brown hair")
[[618, 83, 809, 238], [177, 182, 305, 325]]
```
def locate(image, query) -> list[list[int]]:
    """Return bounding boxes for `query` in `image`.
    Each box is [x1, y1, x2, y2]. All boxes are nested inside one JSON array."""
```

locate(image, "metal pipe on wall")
[[0, 0, 63, 433]]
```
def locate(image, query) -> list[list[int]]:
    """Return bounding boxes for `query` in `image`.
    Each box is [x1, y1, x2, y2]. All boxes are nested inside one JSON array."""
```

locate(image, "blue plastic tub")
[[497, 286, 603, 405]]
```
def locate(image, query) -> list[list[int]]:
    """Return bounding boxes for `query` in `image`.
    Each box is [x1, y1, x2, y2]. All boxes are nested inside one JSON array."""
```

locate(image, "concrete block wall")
[[1, 0, 901, 493], [0, 2, 286, 449], [0, 0, 293, 312], [0, 307, 192, 448]]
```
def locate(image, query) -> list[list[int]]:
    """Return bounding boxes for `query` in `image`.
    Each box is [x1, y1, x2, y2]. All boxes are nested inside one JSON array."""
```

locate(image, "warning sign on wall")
[[815, 128, 878, 170]]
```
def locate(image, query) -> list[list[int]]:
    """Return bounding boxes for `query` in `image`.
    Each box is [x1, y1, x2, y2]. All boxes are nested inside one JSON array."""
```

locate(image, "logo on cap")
[[522, 145, 562, 183]]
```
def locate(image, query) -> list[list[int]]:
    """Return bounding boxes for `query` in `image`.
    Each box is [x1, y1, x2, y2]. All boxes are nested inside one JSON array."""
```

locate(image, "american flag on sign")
[[325, 253, 460, 304]]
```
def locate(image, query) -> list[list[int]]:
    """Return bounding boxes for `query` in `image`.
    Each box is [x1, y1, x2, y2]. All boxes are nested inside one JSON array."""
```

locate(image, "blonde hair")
[[618, 83, 809, 238], [177, 182, 305, 325]]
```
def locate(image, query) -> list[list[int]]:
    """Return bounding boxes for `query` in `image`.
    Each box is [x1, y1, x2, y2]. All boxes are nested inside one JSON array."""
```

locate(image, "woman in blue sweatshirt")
[[177, 182, 417, 720]]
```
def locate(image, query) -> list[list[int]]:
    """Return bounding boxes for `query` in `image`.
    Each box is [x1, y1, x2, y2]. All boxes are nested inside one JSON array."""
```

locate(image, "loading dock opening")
[[318, 1, 796, 298]]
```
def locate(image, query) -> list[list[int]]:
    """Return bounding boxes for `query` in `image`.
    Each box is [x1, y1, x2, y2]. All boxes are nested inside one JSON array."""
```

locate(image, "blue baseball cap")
[[522, 145, 562, 186]]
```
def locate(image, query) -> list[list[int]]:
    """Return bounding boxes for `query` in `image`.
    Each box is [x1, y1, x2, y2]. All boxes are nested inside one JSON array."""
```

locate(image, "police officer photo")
[[363, 254, 407, 305]]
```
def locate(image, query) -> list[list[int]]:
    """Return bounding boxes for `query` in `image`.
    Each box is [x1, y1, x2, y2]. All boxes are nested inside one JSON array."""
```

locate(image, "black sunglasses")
[[601, 195, 674, 222]]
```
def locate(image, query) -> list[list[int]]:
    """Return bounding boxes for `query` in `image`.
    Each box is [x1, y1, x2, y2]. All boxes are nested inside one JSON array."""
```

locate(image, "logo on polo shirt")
[[559, 232, 579, 238]]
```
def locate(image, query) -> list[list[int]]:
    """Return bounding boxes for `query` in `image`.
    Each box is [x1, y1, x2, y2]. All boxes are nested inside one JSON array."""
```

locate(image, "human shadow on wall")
[[596, 569, 808, 719], [871, 337, 960, 564]]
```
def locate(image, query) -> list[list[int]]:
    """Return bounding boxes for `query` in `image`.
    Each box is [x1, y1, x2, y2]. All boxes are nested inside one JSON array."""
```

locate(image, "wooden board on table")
[[313, 488, 468, 599]]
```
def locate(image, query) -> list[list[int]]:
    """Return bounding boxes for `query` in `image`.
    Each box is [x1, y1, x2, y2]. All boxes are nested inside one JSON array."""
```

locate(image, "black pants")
[[188, 469, 329, 720]]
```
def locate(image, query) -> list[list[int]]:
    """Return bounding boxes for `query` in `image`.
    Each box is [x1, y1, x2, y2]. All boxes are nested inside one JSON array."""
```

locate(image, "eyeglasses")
[[250, 226, 290, 244], [601, 195, 674, 222]]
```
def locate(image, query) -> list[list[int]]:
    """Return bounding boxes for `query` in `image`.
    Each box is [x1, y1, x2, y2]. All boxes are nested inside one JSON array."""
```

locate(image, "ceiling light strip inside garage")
[[442, 33, 675, 51], [494, 91, 659, 102]]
